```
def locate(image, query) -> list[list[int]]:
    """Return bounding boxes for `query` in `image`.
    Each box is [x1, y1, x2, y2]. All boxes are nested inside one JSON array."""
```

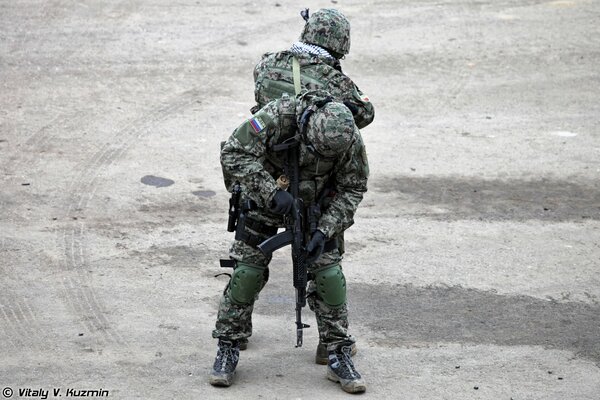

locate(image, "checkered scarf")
[[290, 41, 334, 60]]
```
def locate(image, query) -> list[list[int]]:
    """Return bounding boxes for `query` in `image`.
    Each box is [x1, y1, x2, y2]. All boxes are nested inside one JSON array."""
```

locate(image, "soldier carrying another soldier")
[[250, 7, 374, 365], [209, 90, 369, 394]]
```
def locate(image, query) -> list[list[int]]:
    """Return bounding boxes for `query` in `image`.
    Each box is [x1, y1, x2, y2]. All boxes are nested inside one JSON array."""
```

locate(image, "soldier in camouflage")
[[251, 7, 373, 364], [253, 8, 374, 129], [209, 90, 369, 393]]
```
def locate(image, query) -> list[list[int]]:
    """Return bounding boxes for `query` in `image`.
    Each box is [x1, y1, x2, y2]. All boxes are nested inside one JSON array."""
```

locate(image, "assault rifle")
[[258, 138, 316, 348]]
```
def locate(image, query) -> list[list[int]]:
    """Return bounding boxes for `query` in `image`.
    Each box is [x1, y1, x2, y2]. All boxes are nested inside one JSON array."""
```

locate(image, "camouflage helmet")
[[300, 8, 351, 57], [304, 101, 356, 158]]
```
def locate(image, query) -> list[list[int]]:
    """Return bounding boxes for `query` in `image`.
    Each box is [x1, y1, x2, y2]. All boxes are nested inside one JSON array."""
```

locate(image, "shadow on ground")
[[255, 281, 600, 365], [373, 176, 600, 221], [354, 283, 600, 365]]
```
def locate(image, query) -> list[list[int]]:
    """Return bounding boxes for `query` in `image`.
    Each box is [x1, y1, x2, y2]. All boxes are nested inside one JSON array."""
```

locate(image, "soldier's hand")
[[306, 230, 326, 263], [270, 189, 293, 215]]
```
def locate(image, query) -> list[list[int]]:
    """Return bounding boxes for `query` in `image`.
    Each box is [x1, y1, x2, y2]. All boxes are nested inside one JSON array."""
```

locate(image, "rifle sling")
[[292, 56, 302, 95]]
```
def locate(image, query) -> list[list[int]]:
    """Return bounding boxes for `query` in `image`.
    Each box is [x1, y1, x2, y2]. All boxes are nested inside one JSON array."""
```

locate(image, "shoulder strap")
[[276, 93, 299, 145], [292, 56, 302, 95]]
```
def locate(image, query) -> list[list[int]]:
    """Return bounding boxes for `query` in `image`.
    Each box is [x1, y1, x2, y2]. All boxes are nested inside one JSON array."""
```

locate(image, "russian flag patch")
[[249, 116, 265, 133]]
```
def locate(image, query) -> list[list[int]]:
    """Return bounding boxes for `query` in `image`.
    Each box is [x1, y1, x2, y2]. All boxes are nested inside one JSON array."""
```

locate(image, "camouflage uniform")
[[253, 8, 375, 130], [254, 51, 374, 129], [252, 14, 374, 322], [212, 92, 369, 349]]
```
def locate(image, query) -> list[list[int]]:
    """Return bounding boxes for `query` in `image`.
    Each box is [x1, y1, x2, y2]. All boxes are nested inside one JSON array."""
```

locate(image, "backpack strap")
[[292, 56, 302, 95], [277, 93, 298, 141]]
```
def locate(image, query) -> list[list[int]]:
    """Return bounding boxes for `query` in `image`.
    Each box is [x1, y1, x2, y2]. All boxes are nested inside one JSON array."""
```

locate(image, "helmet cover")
[[300, 8, 351, 56], [305, 101, 355, 158]]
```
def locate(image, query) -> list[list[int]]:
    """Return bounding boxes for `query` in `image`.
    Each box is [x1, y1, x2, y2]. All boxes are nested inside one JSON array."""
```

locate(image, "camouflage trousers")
[[212, 239, 354, 347]]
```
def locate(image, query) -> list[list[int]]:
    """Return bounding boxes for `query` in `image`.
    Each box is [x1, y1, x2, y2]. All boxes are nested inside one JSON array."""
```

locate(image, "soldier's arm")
[[220, 110, 279, 209], [317, 129, 369, 238], [327, 74, 374, 130], [252, 53, 270, 109]]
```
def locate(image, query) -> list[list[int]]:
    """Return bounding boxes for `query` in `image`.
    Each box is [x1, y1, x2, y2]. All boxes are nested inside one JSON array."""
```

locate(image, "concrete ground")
[[1, 0, 599, 399]]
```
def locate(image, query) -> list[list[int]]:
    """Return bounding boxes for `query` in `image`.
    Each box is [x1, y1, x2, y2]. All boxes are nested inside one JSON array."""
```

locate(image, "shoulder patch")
[[361, 94, 370, 102], [249, 116, 266, 133]]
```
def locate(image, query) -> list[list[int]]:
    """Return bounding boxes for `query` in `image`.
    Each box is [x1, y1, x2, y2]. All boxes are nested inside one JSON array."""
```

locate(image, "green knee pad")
[[314, 264, 346, 308], [229, 262, 266, 306]]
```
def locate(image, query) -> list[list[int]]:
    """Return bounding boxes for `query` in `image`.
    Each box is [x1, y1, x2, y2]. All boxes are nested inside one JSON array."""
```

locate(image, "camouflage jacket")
[[253, 50, 374, 130], [221, 95, 369, 239]]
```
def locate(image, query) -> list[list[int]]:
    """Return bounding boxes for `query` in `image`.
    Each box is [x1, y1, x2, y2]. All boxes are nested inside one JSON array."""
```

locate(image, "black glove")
[[270, 190, 293, 215], [306, 230, 326, 263]]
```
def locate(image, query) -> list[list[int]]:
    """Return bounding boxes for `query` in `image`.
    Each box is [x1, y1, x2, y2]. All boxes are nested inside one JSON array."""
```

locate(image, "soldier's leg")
[[307, 247, 366, 393], [307, 248, 354, 348], [212, 239, 270, 341], [309, 232, 356, 364], [210, 239, 270, 387]]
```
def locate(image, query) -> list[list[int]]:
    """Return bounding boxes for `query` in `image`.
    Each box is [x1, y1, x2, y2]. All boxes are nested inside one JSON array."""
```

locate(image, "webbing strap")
[[292, 56, 302, 95]]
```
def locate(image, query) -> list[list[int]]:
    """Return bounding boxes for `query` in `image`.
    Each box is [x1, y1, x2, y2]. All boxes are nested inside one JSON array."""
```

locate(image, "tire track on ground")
[[0, 298, 28, 347], [427, 1, 481, 114], [0, 303, 23, 350], [0, 109, 88, 350], [0, 236, 55, 351], [0, 289, 45, 351], [58, 88, 201, 345]]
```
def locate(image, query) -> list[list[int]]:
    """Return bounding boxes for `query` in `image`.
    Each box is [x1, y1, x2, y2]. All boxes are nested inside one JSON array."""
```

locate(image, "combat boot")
[[209, 339, 240, 387], [316, 341, 357, 365], [327, 343, 366, 393]]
